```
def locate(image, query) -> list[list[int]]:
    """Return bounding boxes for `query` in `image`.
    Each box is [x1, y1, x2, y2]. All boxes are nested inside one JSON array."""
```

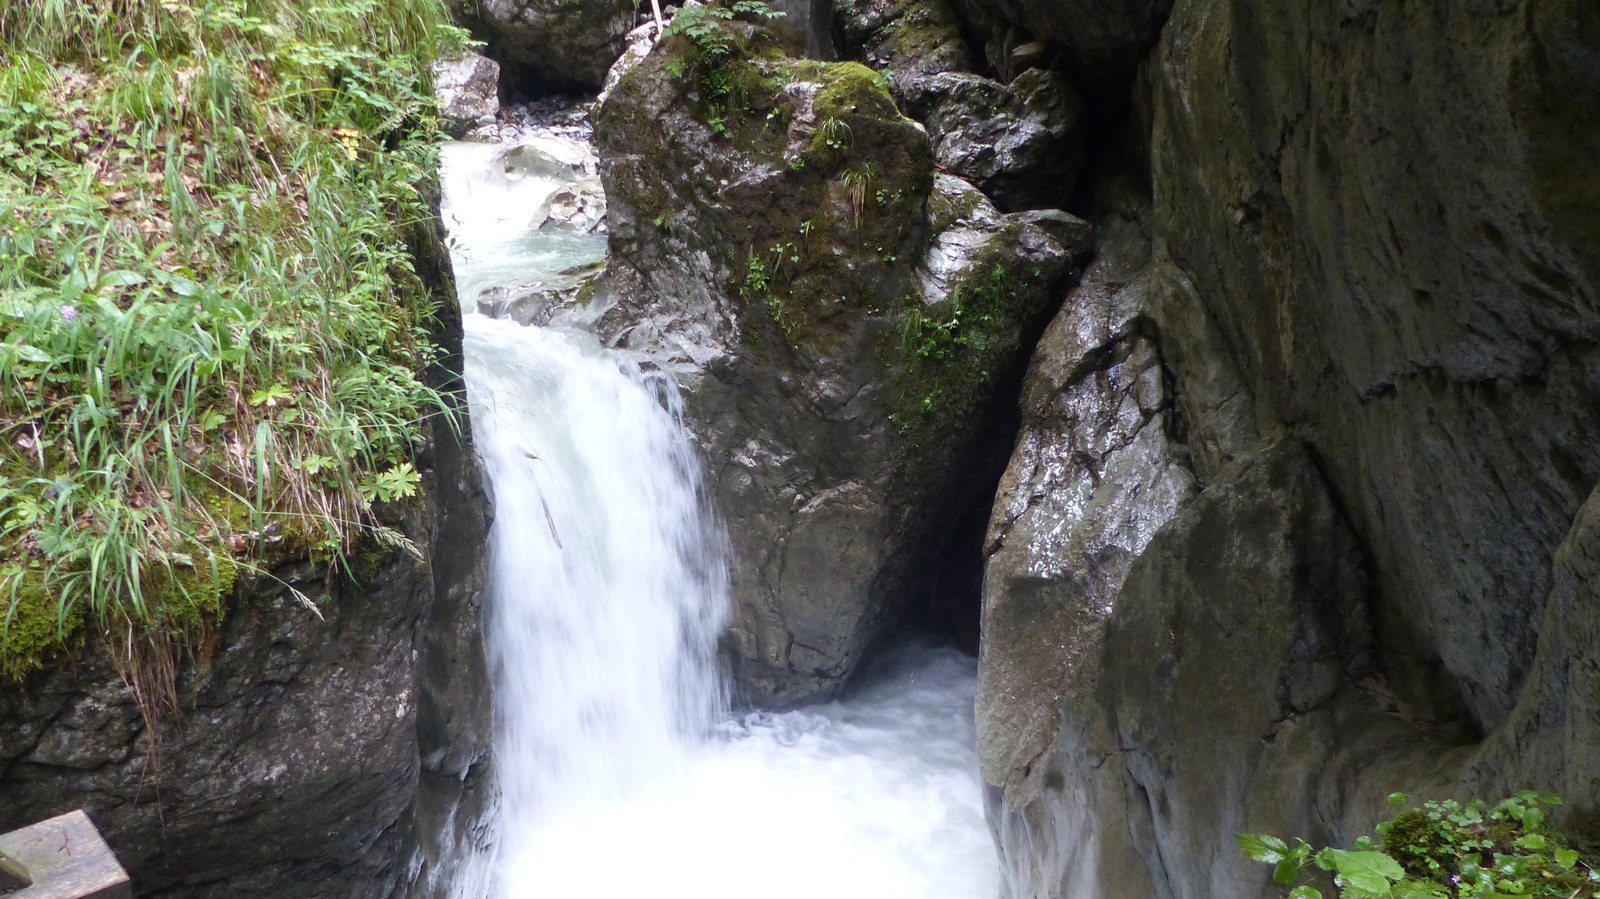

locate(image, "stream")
[[441, 115, 999, 899]]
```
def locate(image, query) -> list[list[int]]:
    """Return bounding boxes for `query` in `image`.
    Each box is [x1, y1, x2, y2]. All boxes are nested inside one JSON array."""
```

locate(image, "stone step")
[[0, 811, 129, 899]]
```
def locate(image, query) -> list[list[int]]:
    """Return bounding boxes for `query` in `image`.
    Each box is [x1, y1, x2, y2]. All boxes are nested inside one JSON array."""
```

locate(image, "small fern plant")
[[1240, 792, 1598, 899], [667, 0, 785, 59]]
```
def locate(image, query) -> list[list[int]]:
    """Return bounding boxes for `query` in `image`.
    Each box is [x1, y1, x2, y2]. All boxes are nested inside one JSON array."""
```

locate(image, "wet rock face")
[[834, 0, 1087, 211], [976, 0, 1600, 896], [943, 0, 1174, 84], [1150, 0, 1600, 734], [904, 69, 1084, 211], [0, 209, 492, 899], [595, 24, 1090, 704], [449, 0, 638, 87]]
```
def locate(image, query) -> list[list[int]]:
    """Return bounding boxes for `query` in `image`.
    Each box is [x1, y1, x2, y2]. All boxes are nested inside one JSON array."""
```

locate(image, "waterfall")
[[442, 125, 999, 899], [466, 318, 727, 876]]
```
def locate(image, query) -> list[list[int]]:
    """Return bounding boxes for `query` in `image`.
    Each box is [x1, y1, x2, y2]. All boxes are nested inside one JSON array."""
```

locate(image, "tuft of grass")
[[0, 0, 468, 683]]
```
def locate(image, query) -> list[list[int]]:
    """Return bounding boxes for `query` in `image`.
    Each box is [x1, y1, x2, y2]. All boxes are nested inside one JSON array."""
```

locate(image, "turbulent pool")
[[441, 129, 999, 899]]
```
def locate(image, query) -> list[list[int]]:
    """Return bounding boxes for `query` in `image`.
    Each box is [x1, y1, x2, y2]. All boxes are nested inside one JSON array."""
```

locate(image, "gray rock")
[[907, 69, 1085, 211], [595, 31, 1089, 704], [1099, 439, 1436, 899], [1148, 0, 1600, 735], [448, 0, 638, 87], [598, 21, 660, 106], [477, 262, 604, 326], [531, 178, 607, 233], [976, 203, 1196, 899], [432, 54, 500, 137], [500, 138, 593, 181], [978, 0, 1600, 895], [834, 0, 973, 95]]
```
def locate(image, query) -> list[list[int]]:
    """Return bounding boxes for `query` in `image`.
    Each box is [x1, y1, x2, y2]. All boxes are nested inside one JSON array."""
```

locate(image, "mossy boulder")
[[594, 22, 1092, 703]]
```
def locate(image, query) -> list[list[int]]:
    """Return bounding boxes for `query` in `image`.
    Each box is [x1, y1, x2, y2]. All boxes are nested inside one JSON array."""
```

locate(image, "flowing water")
[[443, 131, 999, 899]]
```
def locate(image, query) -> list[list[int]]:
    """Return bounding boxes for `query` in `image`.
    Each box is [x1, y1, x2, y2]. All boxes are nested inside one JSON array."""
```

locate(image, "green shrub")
[[0, 0, 466, 680], [1240, 792, 1599, 899]]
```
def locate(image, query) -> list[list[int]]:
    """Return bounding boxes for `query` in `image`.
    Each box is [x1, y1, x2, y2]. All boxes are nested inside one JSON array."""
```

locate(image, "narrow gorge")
[[0, 1, 1596, 898]]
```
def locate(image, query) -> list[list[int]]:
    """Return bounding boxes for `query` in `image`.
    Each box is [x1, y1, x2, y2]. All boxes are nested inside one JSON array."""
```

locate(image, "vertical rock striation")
[[975, 0, 1600, 896]]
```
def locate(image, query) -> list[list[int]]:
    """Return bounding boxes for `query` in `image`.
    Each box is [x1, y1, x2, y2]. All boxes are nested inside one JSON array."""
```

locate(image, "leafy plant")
[[666, 0, 785, 60], [1240, 792, 1599, 899]]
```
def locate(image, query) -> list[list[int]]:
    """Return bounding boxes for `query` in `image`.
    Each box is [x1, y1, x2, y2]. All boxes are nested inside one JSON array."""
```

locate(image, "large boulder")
[[834, 0, 974, 95], [448, 0, 638, 88], [594, 18, 1090, 704], [835, 0, 1086, 211]]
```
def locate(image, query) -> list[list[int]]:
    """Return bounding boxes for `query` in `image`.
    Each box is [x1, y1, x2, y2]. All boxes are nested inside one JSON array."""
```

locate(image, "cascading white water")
[[443, 125, 999, 899]]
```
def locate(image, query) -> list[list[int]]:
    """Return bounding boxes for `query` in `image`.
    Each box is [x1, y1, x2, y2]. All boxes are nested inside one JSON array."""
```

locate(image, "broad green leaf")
[[1388, 793, 1409, 805], [1556, 848, 1580, 868], [1275, 857, 1301, 885], [100, 270, 146, 287], [1512, 834, 1546, 850], [1324, 849, 1405, 894], [7, 343, 54, 363], [1287, 888, 1322, 899], [1237, 833, 1289, 864]]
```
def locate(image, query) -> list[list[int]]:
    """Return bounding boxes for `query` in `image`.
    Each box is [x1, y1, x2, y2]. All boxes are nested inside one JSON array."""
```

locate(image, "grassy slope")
[[0, 0, 466, 679]]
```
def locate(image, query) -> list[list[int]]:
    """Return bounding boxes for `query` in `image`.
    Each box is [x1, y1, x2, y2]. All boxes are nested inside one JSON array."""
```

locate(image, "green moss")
[[890, 235, 1038, 459], [0, 578, 85, 680]]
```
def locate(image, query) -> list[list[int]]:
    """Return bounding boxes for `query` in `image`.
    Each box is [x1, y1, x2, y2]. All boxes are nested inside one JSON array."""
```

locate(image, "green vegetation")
[[890, 260, 1014, 438], [1240, 792, 1599, 899], [665, 0, 784, 60], [0, 0, 467, 681]]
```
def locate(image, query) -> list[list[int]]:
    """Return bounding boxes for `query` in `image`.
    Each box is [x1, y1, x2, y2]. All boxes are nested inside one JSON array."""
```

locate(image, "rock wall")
[[448, 0, 638, 89], [0, 196, 493, 899], [974, 0, 1600, 897]]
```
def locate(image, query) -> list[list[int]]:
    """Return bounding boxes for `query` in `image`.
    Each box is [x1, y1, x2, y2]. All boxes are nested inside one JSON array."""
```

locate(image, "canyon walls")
[[972, 0, 1600, 897]]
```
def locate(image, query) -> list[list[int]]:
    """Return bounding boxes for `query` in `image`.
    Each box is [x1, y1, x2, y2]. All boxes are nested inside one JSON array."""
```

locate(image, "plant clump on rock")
[[1241, 792, 1600, 899], [0, 0, 466, 685]]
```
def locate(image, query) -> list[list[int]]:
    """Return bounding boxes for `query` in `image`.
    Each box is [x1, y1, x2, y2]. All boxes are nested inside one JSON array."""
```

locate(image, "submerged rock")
[[532, 178, 607, 233], [478, 262, 605, 326]]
